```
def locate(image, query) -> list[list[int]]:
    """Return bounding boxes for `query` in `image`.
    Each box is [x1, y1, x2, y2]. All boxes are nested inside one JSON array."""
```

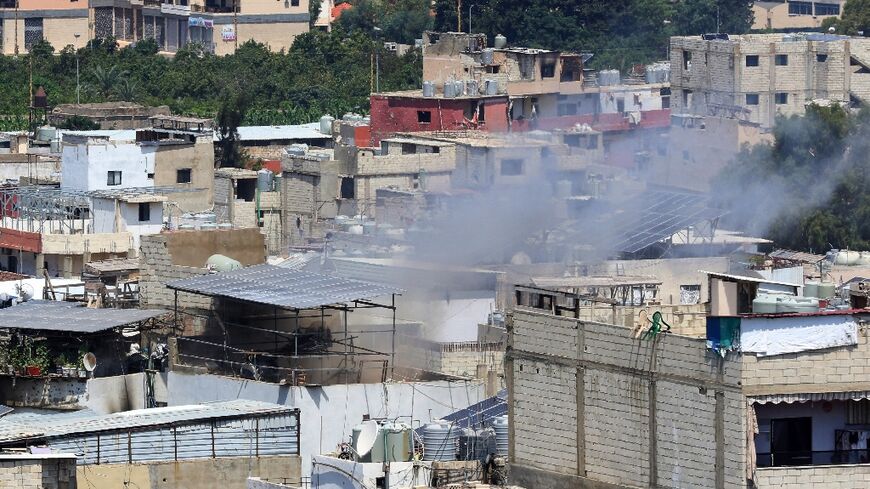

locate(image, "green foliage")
[[57, 115, 100, 130], [217, 88, 251, 168], [837, 0, 870, 34], [338, 0, 433, 45], [716, 104, 870, 251]]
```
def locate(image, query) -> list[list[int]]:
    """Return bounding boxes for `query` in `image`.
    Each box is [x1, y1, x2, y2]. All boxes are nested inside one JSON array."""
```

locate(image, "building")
[[670, 33, 870, 129], [230, 122, 333, 160], [49, 102, 172, 130], [91, 190, 166, 252], [0, 453, 77, 489], [90, 0, 310, 55], [752, 1, 845, 30], [0, 0, 88, 55]]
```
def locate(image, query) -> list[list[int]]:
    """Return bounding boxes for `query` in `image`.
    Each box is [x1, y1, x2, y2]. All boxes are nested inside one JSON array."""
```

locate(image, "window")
[[564, 134, 582, 148], [176, 168, 192, 184], [147, 172, 155, 180], [815, 2, 840, 15], [340, 177, 355, 199], [24, 18, 43, 50], [769, 417, 812, 467], [745, 55, 759, 67], [775, 92, 789, 104], [107, 171, 122, 186], [745, 93, 759, 105], [500, 159, 523, 176], [290, 0, 299, 5], [417, 111, 431, 124], [682, 50, 691, 70], [541, 63, 556, 78], [558, 104, 578, 116], [679, 284, 701, 305], [616, 98, 625, 114], [138, 202, 151, 222], [401, 143, 416, 155], [775, 54, 788, 66], [817, 54, 828, 62], [789, 1, 813, 15], [662, 96, 670, 109]]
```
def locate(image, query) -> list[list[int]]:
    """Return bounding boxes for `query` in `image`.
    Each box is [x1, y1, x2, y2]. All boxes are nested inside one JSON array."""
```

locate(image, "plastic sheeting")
[[741, 315, 858, 357]]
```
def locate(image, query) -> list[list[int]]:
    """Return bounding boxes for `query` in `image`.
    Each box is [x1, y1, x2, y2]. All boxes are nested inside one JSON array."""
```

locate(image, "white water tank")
[[481, 48, 494, 65], [484, 79, 498, 95], [422, 421, 458, 461], [494, 34, 507, 49], [422, 81, 435, 97], [492, 416, 509, 457], [319, 115, 334, 135]]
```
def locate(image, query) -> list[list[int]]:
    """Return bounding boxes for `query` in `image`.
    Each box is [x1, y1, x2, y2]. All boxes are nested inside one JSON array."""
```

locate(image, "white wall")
[[166, 372, 486, 477], [62, 140, 156, 192], [120, 202, 163, 252], [91, 197, 117, 234], [311, 455, 431, 489]]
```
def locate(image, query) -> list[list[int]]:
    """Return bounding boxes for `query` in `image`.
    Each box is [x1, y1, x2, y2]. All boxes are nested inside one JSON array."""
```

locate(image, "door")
[[771, 417, 812, 466]]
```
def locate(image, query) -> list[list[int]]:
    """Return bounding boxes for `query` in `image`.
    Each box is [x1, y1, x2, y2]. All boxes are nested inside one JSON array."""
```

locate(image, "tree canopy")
[[834, 0, 870, 35]]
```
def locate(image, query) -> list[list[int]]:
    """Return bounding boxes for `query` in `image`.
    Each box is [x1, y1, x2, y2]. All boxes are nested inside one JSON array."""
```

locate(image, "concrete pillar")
[[35, 253, 45, 278], [62, 255, 73, 279]]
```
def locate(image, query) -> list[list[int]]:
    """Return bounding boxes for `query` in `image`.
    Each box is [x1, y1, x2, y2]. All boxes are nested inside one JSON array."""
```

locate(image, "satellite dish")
[[15, 283, 33, 302], [353, 420, 379, 457], [82, 352, 97, 372]]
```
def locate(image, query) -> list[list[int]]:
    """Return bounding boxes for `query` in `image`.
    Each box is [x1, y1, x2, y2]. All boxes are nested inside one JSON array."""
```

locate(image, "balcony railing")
[[758, 450, 870, 468]]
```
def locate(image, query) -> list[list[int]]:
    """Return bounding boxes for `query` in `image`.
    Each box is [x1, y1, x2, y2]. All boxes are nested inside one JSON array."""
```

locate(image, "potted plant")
[[54, 354, 67, 376], [26, 344, 49, 377]]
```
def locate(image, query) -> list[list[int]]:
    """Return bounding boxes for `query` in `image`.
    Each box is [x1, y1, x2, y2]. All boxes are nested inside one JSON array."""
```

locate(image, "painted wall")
[[153, 138, 214, 213], [165, 372, 486, 477], [61, 139, 156, 192]]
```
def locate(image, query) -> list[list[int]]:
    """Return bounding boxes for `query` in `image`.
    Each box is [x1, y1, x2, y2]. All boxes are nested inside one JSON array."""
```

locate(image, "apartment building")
[[0, 0, 88, 55], [670, 33, 870, 128], [752, 1, 845, 30]]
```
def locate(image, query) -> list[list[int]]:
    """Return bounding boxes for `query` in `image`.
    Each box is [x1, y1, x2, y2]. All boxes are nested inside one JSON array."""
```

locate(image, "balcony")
[[758, 450, 870, 468]]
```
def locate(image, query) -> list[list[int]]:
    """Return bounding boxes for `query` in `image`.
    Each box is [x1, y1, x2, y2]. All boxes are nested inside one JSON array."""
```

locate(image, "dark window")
[[815, 2, 840, 15], [138, 202, 150, 222], [662, 96, 671, 109], [789, 1, 813, 15], [147, 172, 155, 179], [769, 417, 812, 467], [682, 50, 692, 70], [401, 143, 416, 155], [486, 65, 500, 74], [746, 93, 760, 105], [564, 134, 581, 147], [291, 0, 299, 5], [775, 54, 788, 66], [616, 98, 625, 113], [500, 159, 523, 176], [236, 178, 256, 202], [775, 92, 789, 104], [176, 168, 192, 184], [558, 104, 578, 116], [746, 55, 759, 67], [107, 171, 122, 186], [417, 111, 431, 123], [340, 177, 355, 199], [541, 63, 556, 78], [817, 54, 828, 62], [24, 18, 43, 50]]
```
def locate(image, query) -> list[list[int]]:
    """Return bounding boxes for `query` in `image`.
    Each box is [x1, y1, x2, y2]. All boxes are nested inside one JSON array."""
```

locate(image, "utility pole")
[[457, 0, 462, 32], [74, 34, 81, 104], [234, 0, 239, 51], [14, 0, 19, 56], [468, 4, 473, 34]]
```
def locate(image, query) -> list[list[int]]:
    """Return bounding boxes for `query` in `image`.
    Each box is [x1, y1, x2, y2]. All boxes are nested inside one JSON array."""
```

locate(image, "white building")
[[91, 192, 166, 252], [61, 131, 155, 193]]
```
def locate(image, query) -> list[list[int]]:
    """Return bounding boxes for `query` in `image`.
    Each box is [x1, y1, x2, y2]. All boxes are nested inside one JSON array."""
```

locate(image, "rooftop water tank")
[[494, 34, 507, 49], [319, 115, 335, 135], [752, 294, 778, 314], [382, 422, 413, 462], [36, 126, 56, 143], [422, 421, 458, 461], [858, 252, 870, 266], [444, 81, 457, 98], [194, 212, 217, 223], [206, 254, 242, 272], [257, 169, 274, 192], [422, 81, 435, 98], [484, 79, 498, 96], [481, 48, 494, 65], [465, 79, 479, 96], [598, 69, 620, 86], [492, 416, 509, 457], [347, 224, 364, 235], [818, 282, 836, 299]]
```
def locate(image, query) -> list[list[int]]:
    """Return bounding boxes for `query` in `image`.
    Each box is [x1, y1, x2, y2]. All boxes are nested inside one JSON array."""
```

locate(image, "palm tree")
[[89, 65, 128, 100], [114, 78, 138, 102]]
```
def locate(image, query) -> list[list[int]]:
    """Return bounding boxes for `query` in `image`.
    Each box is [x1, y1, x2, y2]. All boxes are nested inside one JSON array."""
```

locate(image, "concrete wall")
[[61, 138, 156, 192], [0, 377, 87, 409], [165, 372, 486, 477], [0, 157, 60, 182], [76, 455, 302, 489], [508, 308, 745, 489], [86, 371, 168, 414], [576, 303, 709, 338], [752, 1, 845, 30], [0, 454, 76, 489], [742, 314, 870, 397], [0, 14, 89, 55], [211, 20, 309, 56], [153, 138, 214, 213], [755, 464, 870, 489]]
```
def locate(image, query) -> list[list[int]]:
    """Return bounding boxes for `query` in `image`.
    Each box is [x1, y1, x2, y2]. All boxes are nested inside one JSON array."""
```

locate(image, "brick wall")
[[0, 455, 77, 489], [576, 303, 709, 338], [755, 464, 870, 488], [509, 307, 745, 489], [138, 234, 212, 311]]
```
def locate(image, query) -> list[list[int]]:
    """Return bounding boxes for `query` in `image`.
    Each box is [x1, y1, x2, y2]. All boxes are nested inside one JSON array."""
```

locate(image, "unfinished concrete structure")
[[670, 33, 870, 128], [213, 168, 283, 253], [49, 103, 171, 130], [281, 148, 338, 246]]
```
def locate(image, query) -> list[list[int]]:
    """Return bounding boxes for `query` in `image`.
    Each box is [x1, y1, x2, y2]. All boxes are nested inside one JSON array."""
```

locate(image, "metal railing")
[[758, 450, 870, 468]]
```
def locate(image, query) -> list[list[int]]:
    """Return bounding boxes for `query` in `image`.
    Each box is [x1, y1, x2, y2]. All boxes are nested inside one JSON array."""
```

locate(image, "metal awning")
[[749, 391, 870, 405], [0, 301, 167, 333], [166, 264, 404, 310]]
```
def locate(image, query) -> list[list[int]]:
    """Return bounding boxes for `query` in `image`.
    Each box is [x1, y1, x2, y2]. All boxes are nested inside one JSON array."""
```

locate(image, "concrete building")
[[90, 0, 309, 55], [231, 123, 333, 160], [0, 453, 77, 489], [752, 1, 845, 30], [49, 102, 172, 130], [91, 190, 166, 252], [670, 33, 870, 128], [0, 0, 88, 55], [214, 167, 283, 254]]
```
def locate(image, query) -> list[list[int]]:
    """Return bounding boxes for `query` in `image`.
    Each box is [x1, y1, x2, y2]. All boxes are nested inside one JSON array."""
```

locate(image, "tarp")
[[741, 315, 858, 357]]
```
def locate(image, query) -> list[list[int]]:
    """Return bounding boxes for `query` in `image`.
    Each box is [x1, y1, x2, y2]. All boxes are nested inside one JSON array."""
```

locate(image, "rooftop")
[[225, 122, 331, 143], [531, 275, 662, 288], [403, 131, 550, 148], [84, 257, 141, 275], [0, 300, 167, 333], [375, 89, 506, 100], [215, 167, 259, 179]]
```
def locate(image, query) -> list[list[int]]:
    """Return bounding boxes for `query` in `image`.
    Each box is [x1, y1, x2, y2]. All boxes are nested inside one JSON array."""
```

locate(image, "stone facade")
[[0, 454, 77, 489], [508, 307, 745, 489]]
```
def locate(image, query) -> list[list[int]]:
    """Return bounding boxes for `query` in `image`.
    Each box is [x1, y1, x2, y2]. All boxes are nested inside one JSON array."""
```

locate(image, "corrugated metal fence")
[[46, 411, 299, 465]]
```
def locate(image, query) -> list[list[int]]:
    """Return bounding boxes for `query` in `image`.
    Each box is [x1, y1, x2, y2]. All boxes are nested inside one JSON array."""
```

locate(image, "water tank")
[[804, 282, 820, 299], [444, 81, 456, 98], [286, 143, 308, 156], [257, 169, 274, 192], [494, 34, 507, 49], [422, 81, 435, 98], [36, 126, 56, 142], [555, 180, 572, 199], [492, 416, 509, 457], [382, 423, 413, 462], [458, 428, 496, 461], [465, 79, 479, 96], [206, 254, 242, 272], [776, 296, 820, 313], [598, 69, 620, 86], [752, 294, 778, 314], [484, 79, 498, 96], [858, 252, 870, 266], [481, 48, 494, 65], [832, 250, 861, 265], [319, 115, 335, 135], [200, 223, 218, 230], [178, 224, 195, 230], [422, 421, 458, 461], [818, 282, 836, 299], [49, 139, 61, 154], [347, 224, 364, 235], [343, 113, 363, 122], [194, 212, 217, 223]]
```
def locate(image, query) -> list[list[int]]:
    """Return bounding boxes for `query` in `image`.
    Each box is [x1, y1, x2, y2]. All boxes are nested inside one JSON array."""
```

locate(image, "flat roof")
[[768, 249, 826, 264], [215, 167, 258, 179], [222, 122, 331, 143], [375, 89, 506, 100], [531, 276, 662, 288], [701, 270, 801, 288], [166, 264, 404, 309], [381, 137, 455, 147], [0, 301, 168, 333], [0, 400, 293, 443]]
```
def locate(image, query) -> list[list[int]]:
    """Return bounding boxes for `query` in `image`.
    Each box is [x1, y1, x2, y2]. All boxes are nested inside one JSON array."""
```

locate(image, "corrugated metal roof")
[[700, 270, 801, 288], [0, 400, 293, 443], [220, 123, 331, 142], [768, 249, 826, 264], [531, 275, 662, 288], [166, 264, 403, 309], [84, 257, 141, 275], [0, 301, 167, 333], [0, 405, 11, 418]]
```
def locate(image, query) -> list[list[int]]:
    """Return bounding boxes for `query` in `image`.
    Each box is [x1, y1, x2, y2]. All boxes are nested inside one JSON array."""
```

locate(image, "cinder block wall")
[[755, 464, 870, 488], [138, 234, 212, 310], [508, 308, 745, 489], [0, 455, 77, 489]]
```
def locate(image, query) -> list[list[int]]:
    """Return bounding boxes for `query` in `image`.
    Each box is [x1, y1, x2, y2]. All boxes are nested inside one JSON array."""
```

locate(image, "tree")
[[115, 78, 138, 102], [215, 88, 250, 168], [672, 0, 754, 36], [837, 0, 870, 35], [28, 40, 55, 59], [89, 65, 128, 100], [309, 0, 322, 28]]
